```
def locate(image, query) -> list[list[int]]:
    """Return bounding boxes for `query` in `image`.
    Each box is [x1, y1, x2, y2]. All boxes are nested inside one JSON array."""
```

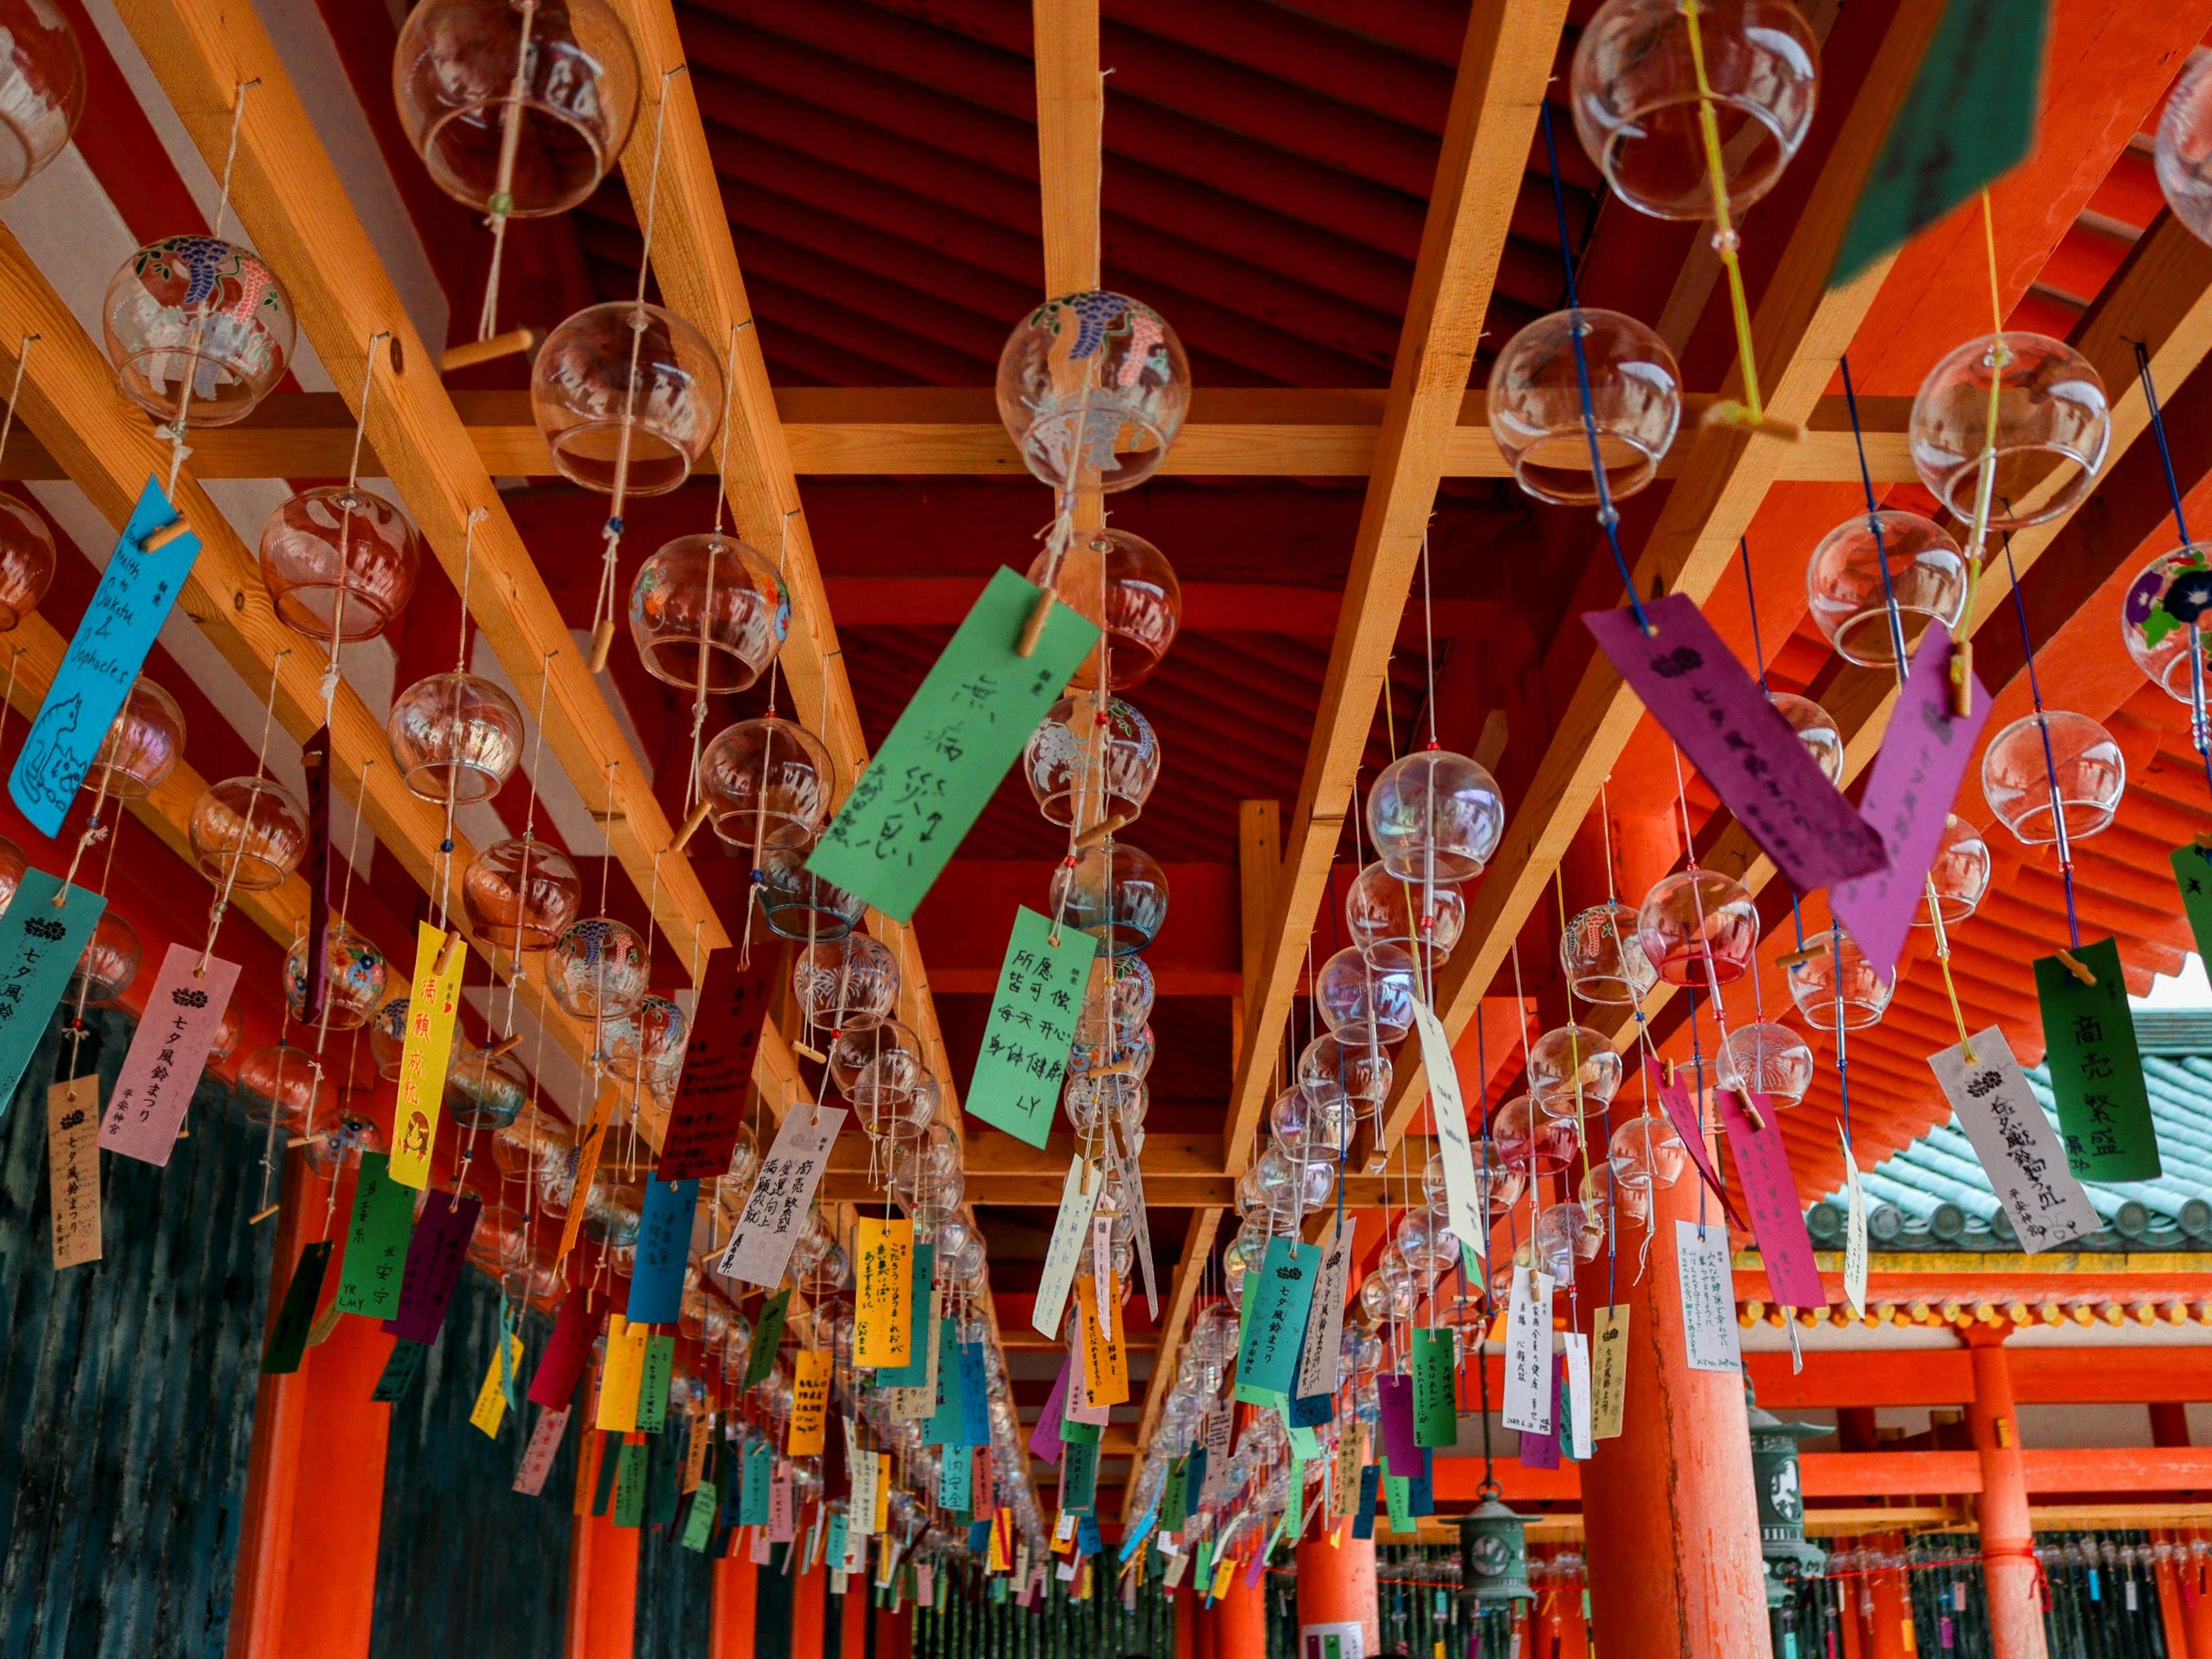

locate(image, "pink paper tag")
[[528, 1287, 600, 1408], [381, 1190, 480, 1344], [99, 944, 240, 1166], [1518, 1415, 1560, 1471], [1829, 623, 1991, 980], [751, 1529, 772, 1565], [1649, 1060, 1747, 1230], [1586, 594, 1888, 891], [1717, 1089, 1825, 1306], [1029, 1356, 1070, 1463], [1377, 1373, 1418, 1471], [770, 1471, 796, 1542], [512, 1406, 571, 1495]]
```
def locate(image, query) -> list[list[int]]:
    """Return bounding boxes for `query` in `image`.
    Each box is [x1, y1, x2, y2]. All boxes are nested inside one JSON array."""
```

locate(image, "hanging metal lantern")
[[1746, 1384, 1828, 1607], [1457, 1496, 1530, 1603]]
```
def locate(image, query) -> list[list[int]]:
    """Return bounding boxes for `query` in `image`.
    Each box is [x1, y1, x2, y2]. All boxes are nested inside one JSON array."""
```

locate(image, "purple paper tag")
[[1378, 1373, 1418, 1472], [1586, 594, 1889, 891], [381, 1190, 480, 1344], [1649, 1060, 1747, 1230], [1519, 1415, 1562, 1471], [1829, 623, 1992, 980], [1717, 1089, 1826, 1307], [100, 944, 239, 1166], [1029, 1357, 1069, 1464], [529, 1286, 601, 1408]]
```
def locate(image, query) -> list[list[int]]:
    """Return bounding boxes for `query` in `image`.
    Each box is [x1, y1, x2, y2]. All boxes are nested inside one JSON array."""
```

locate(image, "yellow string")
[[1684, 0, 1765, 425], [1960, 188, 2009, 631], [1554, 867, 1594, 1192]]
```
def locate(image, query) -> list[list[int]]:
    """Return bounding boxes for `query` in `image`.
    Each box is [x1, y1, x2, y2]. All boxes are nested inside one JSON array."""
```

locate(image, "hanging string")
[[1954, 191, 2011, 699], [2001, 533, 2084, 950], [322, 332, 387, 721], [0, 335, 36, 480], [202, 649, 292, 971], [478, 0, 540, 343], [1681, 0, 1780, 435], [434, 509, 487, 929], [2131, 337, 2212, 804], [1539, 99, 1652, 636], [164, 79, 259, 504]]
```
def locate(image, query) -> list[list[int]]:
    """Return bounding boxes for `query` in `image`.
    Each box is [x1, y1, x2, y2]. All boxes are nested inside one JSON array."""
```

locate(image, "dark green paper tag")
[[744, 1290, 789, 1391], [613, 1441, 649, 1527], [334, 1151, 414, 1319], [261, 1240, 335, 1375], [372, 1337, 426, 1403], [2033, 936, 2162, 1181]]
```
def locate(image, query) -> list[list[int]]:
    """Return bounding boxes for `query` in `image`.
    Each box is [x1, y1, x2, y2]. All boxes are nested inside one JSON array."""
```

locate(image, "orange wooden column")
[[1965, 1332, 2048, 1659], [1866, 1535, 1911, 1659], [839, 1577, 866, 1654], [566, 1509, 639, 1659], [1193, 1583, 1218, 1659], [227, 1158, 391, 1659], [1175, 1582, 1198, 1659], [1295, 1533, 1377, 1656], [1528, 1581, 1592, 1658], [1210, 1562, 1268, 1659], [876, 1601, 914, 1659], [791, 1536, 827, 1658], [713, 1549, 758, 1659]]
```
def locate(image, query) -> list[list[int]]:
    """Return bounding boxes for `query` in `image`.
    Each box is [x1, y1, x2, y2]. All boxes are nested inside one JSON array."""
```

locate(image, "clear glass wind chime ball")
[[1486, 308, 1681, 505], [755, 843, 867, 941], [628, 533, 789, 692], [1920, 813, 1991, 926], [792, 934, 901, 1033], [995, 291, 1191, 495], [1527, 1024, 1623, 1119], [603, 993, 687, 1085], [461, 835, 582, 950], [1559, 900, 1658, 1005], [1027, 528, 1182, 692], [1023, 692, 1161, 828], [1714, 1020, 1815, 1107], [235, 1041, 323, 1129], [388, 672, 525, 804], [699, 715, 836, 858], [189, 776, 310, 892], [392, 0, 640, 217], [1804, 510, 1968, 670], [1768, 690, 1844, 785], [1606, 1112, 1686, 1192], [2121, 544, 2212, 703], [1049, 840, 1171, 955], [446, 1043, 529, 1129], [0, 491, 55, 630], [0, 831, 25, 914], [1569, 0, 1820, 221], [284, 921, 389, 1031], [1314, 945, 1416, 1043], [258, 486, 422, 644], [532, 301, 726, 495], [546, 915, 649, 1020], [86, 677, 185, 799], [1635, 867, 1759, 986], [70, 911, 140, 1006], [0, 0, 84, 198], [1909, 333, 2110, 531], [1493, 1093, 1580, 1176], [1980, 710, 2126, 843], [2156, 54, 2212, 246], [1785, 927, 1895, 1031], [1298, 1027, 1392, 1111], [103, 237, 294, 426], [1344, 858, 1465, 963], [1365, 748, 1505, 882], [368, 996, 410, 1080]]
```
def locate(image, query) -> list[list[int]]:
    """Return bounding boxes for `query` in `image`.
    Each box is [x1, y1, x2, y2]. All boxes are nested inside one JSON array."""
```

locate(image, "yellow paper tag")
[[1211, 1556, 1234, 1599], [595, 1315, 647, 1433], [388, 924, 465, 1189], [556, 1088, 620, 1264], [47, 1075, 102, 1268], [789, 1349, 832, 1455], [1592, 1305, 1631, 1439], [685, 1411, 713, 1493], [854, 1217, 914, 1369], [471, 1331, 525, 1438], [1078, 1271, 1129, 1408], [1332, 1423, 1364, 1521], [988, 1509, 1010, 1571]]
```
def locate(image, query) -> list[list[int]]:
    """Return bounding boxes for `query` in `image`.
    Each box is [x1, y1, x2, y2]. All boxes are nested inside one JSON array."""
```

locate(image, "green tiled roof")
[[1808, 1039, 2212, 1254]]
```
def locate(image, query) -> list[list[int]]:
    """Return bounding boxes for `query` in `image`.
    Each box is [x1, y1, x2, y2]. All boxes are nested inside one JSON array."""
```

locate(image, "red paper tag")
[[657, 945, 780, 1180]]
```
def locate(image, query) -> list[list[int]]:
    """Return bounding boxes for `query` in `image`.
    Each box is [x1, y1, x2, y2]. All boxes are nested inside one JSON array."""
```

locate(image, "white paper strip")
[[1563, 1332, 1593, 1460], [1928, 1027, 2101, 1254], [716, 1106, 848, 1286], [1032, 1157, 1099, 1338], [1412, 1003, 1486, 1266], [1295, 1218, 1353, 1401], [1840, 1128, 1869, 1320], [1502, 1266, 1554, 1434], [1675, 1219, 1743, 1374]]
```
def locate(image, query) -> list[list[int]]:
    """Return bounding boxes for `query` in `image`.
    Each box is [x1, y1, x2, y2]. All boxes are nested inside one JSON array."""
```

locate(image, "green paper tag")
[[967, 907, 1099, 1147], [613, 1440, 649, 1527], [1159, 1457, 1188, 1533], [744, 1289, 790, 1391], [925, 1315, 964, 1446], [940, 1444, 973, 1512], [2172, 844, 2212, 965], [1384, 1474, 1412, 1536], [334, 1151, 414, 1319], [648, 1429, 684, 1524], [681, 1480, 719, 1551], [741, 1441, 773, 1526], [1831, 0, 2052, 287], [1276, 1399, 1321, 1461], [372, 1337, 426, 1403], [260, 1240, 334, 1374], [1063, 1438, 1099, 1514], [638, 1334, 675, 1432], [2034, 936, 2162, 1181], [590, 1431, 620, 1516], [1411, 1328, 1456, 1447], [876, 1245, 935, 1388], [805, 566, 1101, 922]]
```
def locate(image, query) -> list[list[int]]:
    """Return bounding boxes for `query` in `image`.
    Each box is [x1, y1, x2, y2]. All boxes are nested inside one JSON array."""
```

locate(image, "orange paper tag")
[[789, 1350, 832, 1455], [854, 1217, 914, 1369], [1077, 1270, 1129, 1408], [556, 1088, 620, 1264]]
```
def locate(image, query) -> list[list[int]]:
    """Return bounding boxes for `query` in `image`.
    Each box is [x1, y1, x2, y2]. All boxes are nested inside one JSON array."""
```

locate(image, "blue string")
[[1839, 355, 1911, 671], [2131, 339, 2212, 804], [1737, 535, 1770, 694], [1540, 99, 1652, 637], [1830, 921, 1852, 1153], [2135, 340, 2195, 544], [1999, 535, 2083, 949]]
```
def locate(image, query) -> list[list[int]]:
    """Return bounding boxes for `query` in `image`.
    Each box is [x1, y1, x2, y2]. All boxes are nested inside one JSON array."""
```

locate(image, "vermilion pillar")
[[1965, 1333, 2047, 1659], [567, 1510, 639, 1659], [839, 1580, 866, 1654], [713, 1550, 757, 1659], [1211, 1564, 1268, 1659], [1175, 1582, 1198, 1659], [1296, 1533, 1378, 1656], [1865, 1533, 1910, 1659], [791, 1541, 827, 1658], [876, 1601, 913, 1659]]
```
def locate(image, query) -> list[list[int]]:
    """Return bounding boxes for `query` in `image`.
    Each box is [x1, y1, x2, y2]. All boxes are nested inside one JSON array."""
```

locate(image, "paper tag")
[[716, 1106, 848, 1286], [742, 1441, 774, 1525], [1029, 1356, 1070, 1464], [1649, 1060, 1745, 1229], [1840, 1130, 1869, 1320], [806, 567, 1101, 922], [612, 1441, 648, 1527], [1234, 1236, 1320, 1402], [374, 1338, 426, 1403], [627, 1176, 699, 1325], [849, 1422, 880, 1533], [876, 1243, 934, 1385], [471, 1331, 525, 1437], [381, 1190, 480, 1345], [1502, 1267, 1554, 1434], [389, 923, 465, 1188], [555, 1089, 617, 1264], [1033, 1157, 1100, 1338], [657, 944, 778, 1178], [1377, 1372, 1418, 1469], [940, 1441, 974, 1510], [638, 1334, 675, 1431], [260, 1240, 334, 1374], [334, 1151, 414, 1319], [680, 1479, 719, 1551], [1077, 1275, 1130, 1408], [770, 1470, 796, 1541], [743, 1289, 790, 1391], [1200, 1404, 1232, 1507], [1411, 1002, 1487, 1266], [1717, 1089, 1825, 1307], [1563, 1332, 1593, 1460], [1411, 1328, 1456, 1446], [1929, 1026, 2101, 1253], [99, 944, 239, 1165], [2034, 937, 2161, 1181], [0, 870, 103, 1108], [1296, 1219, 1352, 1401], [684, 1413, 713, 1493], [1592, 1306, 1630, 1439], [47, 1075, 101, 1267], [513, 1407, 571, 1495], [529, 1289, 601, 1409], [967, 906, 1098, 1146], [596, 1315, 649, 1431], [1675, 1219, 1742, 1373], [790, 1349, 832, 1454], [855, 1217, 914, 1368]]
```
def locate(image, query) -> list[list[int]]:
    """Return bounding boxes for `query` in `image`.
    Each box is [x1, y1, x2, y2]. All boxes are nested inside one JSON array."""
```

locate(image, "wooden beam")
[[1366, 0, 1946, 1168], [1033, 0, 1101, 294], [112, 0, 728, 977], [0, 388, 1922, 482]]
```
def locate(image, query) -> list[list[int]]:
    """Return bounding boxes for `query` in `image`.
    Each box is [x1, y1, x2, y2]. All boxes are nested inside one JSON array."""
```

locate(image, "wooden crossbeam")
[[1033, 0, 1103, 295], [0, 388, 1920, 482], [113, 0, 729, 979], [1363, 1, 1948, 1169], [1224, 0, 1571, 1183]]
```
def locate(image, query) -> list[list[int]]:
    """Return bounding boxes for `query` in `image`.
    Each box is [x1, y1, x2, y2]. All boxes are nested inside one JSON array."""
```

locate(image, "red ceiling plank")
[[912, 860, 1240, 988], [1264, 0, 1468, 67]]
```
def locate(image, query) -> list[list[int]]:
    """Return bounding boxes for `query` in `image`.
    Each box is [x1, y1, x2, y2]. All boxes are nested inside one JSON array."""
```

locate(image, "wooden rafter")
[[1364, 0, 1949, 1167], [1033, 0, 1103, 296]]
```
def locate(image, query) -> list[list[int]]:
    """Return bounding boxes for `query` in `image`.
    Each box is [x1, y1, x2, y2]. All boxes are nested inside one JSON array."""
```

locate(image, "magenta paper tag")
[[1029, 1357, 1069, 1463], [1378, 1373, 1418, 1471], [512, 1406, 571, 1495], [381, 1190, 480, 1344], [1717, 1090, 1825, 1306], [1518, 1415, 1561, 1471], [1828, 623, 1991, 979], [1649, 1060, 1747, 1230], [1586, 594, 1888, 891], [529, 1287, 601, 1407], [99, 944, 240, 1166]]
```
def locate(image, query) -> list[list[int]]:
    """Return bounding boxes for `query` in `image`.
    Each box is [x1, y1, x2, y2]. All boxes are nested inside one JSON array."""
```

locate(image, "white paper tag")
[[715, 1105, 849, 1286], [1165, 1551, 1189, 1587], [1675, 1219, 1743, 1373], [1200, 1403, 1233, 1506], [1123, 1142, 1159, 1319], [1090, 1211, 1115, 1335], [1929, 1027, 2101, 1253], [1502, 1266, 1554, 1433], [1563, 1332, 1593, 1460], [1296, 1217, 1353, 1400], [1840, 1127, 1869, 1320], [1786, 1308, 1804, 1375], [512, 1406, 571, 1495], [1412, 1002, 1486, 1266], [1033, 1157, 1100, 1338], [1057, 1556, 1078, 1581]]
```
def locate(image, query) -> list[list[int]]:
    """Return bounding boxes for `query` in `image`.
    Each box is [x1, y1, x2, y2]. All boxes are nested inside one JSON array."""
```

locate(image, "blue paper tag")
[[1353, 1463, 1379, 1540], [0, 869, 103, 1111], [1289, 1389, 1333, 1428], [1076, 1516, 1102, 1558], [12, 479, 197, 836], [925, 1316, 963, 1446], [967, 1519, 991, 1552], [626, 1176, 699, 1325], [957, 1342, 990, 1446]]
